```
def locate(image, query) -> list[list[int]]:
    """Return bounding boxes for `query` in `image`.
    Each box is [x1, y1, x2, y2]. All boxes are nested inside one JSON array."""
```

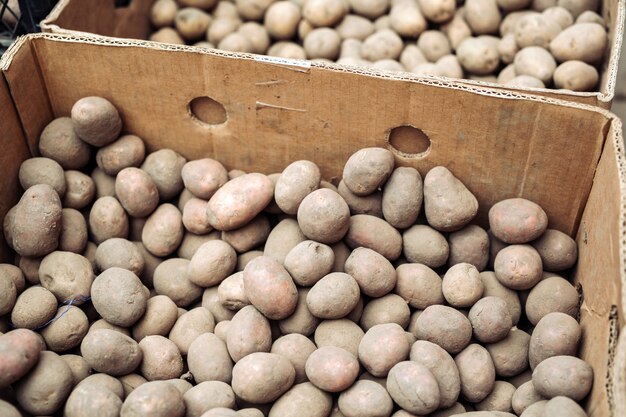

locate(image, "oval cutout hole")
[[189, 96, 227, 125], [388, 125, 431, 156]]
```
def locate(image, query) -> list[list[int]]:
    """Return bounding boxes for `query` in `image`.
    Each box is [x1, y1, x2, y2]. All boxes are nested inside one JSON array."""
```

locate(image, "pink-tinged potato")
[[284, 240, 335, 287], [232, 352, 296, 403], [188, 240, 237, 287], [0, 329, 43, 388], [489, 198, 548, 244], [64, 384, 122, 417], [243, 256, 298, 320], [307, 273, 361, 319], [89, 196, 129, 244], [530, 229, 577, 271], [306, 346, 360, 392], [344, 215, 402, 261], [181, 158, 229, 200], [168, 307, 216, 355], [188, 332, 233, 384], [80, 329, 142, 376], [115, 167, 159, 218], [138, 336, 184, 381], [494, 244, 543, 290], [525, 276, 579, 325], [207, 173, 274, 231], [271, 334, 317, 384], [338, 380, 393, 417], [358, 323, 410, 377], [297, 189, 351, 244], [142, 203, 184, 257], [382, 166, 423, 229], [227, 305, 272, 362], [222, 215, 270, 253], [141, 149, 187, 201], [386, 361, 441, 415], [270, 382, 333, 417], [395, 263, 444, 309], [448, 225, 490, 271], [121, 380, 185, 417]]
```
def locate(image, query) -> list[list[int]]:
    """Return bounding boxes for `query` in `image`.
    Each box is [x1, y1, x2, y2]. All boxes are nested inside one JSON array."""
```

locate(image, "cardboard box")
[[1, 33, 625, 416], [40, 0, 626, 109]]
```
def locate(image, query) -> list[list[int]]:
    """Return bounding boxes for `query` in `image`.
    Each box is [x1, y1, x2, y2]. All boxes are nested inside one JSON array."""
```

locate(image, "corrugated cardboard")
[[40, 0, 626, 109], [1, 33, 625, 416]]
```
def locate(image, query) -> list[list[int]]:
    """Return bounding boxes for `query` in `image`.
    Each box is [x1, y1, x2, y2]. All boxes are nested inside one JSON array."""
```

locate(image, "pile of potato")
[[0, 96, 593, 417], [148, 0, 609, 91]]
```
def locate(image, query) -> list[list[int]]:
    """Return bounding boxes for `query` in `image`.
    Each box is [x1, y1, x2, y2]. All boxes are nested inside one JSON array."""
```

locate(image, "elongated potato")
[[345, 214, 402, 260], [359, 323, 410, 377], [232, 352, 296, 403], [338, 380, 393, 417], [489, 198, 548, 243], [314, 318, 364, 358], [549, 22, 607, 63], [413, 305, 472, 354], [227, 305, 272, 362], [395, 263, 444, 309], [402, 225, 449, 268], [465, 0, 501, 34], [81, 329, 142, 376], [188, 240, 237, 287], [382, 167, 423, 229], [410, 340, 461, 408], [19, 158, 68, 198], [307, 272, 360, 319], [455, 344, 496, 402], [345, 247, 396, 297], [486, 327, 530, 377], [243, 256, 298, 320], [343, 147, 394, 195], [387, 361, 440, 414], [188, 332, 233, 384], [529, 312, 580, 369], [89, 196, 129, 244]]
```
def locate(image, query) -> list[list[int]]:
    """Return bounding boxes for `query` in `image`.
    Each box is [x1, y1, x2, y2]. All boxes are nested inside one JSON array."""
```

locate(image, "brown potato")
[[181, 158, 228, 200], [271, 334, 317, 384], [489, 198, 548, 244], [475, 381, 516, 412], [10, 286, 57, 329], [188, 332, 233, 384], [457, 36, 500, 75], [154, 258, 202, 307], [64, 170, 96, 210], [115, 167, 159, 218], [169, 307, 215, 355], [202, 286, 236, 323], [122, 380, 185, 417], [18, 255, 42, 285], [338, 380, 393, 417], [71, 96, 122, 147], [468, 296, 512, 343], [381, 167, 423, 229], [410, 340, 461, 408], [424, 166, 478, 232], [515, 13, 561, 48], [138, 335, 184, 381], [441, 10, 472, 49], [141, 149, 187, 201], [0, 329, 43, 388], [132, 294, 179, 341], [530, 229, 577, 271], [270, 382, 333, 417], [442, 263, 483, 308], [342, 147, 394, 196], [448, 225, 489, 271], [185, 381, 236, 417], [512, 380, 546, 414], [418, 30, 452, 62], [14, 350, 73, 415], [480, 271, 521, 324], [455, 344, 496, 402], [336, 14, 375, 40], [227, 305, 272, 362], [39, 117, 91, 170], [465, 0, 501, 34], [12, 184, 62, 257], [304, 28, 342, 60], [232, 352, 295, 403], [207, 173, 274, 231], [306, 346, 360, 392], [219, 272, 250, 310], [40, 305, 89, 352], [314, 318, 364, 357], [0, 271, 16, 316], [89, 318, 131, 336], [413, 305, 472, 354], [395, 263, 444, 309], [307, 272, 360, 319], [243, 256, 298, 319], [279, 288, 320, 336], [65, 384, 122, 417], [494, 244, 543, 290], [543, 396, 587, 417], [267, 41, 308, 59], [264, 218, 307, 263], [188, 240, 237, 287], [275, 160, 321, 215], [95, 237, 144, 276], [39, 251, 93, 304], [297, 188, 351, 244], [92, 166, 116, 198], [91, 267, 147, 326], [238, 22, 271, 54], [402, 224, 449, 268], [142, 203, 183, 257], [529, 312, 580, 369], [386, 361, 440, 414], [345, 247, 396, 297], [89, 196, 129, 244], [486, 327, 531, 377], [389, 4, 427, 38], [284, 240, 334, 286], [59, 208, 88, 253], [360, 293, 410, 330], [337, 180, 383, 217], [525, 276, 578, 325], [531, 355, 592, 400], [76, 373, 124, 398], [345, 214, 402, 260], [549, 22, 606, 63], [61, 354, 91, 386], [221, 215, 269, 253], [96, 134, 146, 175], [359, 323, 410, 377], [80, 329, 142, 375], [418, 0, 456, 23], [150, 27, 186, 44], [303, 0, 348, 26], [178, 230, 220, 259]]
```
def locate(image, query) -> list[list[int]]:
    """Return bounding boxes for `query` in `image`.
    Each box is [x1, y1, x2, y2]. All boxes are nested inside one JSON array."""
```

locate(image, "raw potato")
[[543, 396, 587, 417], [345, 247, 396, 297], [219, 272, 249, 310], [413, 305, 472, 354], [80, 329, 142, 375], [359, 323, 409, 377], [227, 305, 272, 361], [345, 214, 402, 260], [175, 8, 211, 40], [494, 244, 543, 290], [132, 295, 179, 341], [71, 96, 122, 147], [402, 225, 449, 268], [349, 0, 390, 19], [238, 22, 271, 54], [486, 327, 530, 377], [150, 27, 186, 44], [418, 30, 452, 62], [95, 237, 144, 276], [91, 267, 147, 327], [184, 381, 236, 417], [410, 340, 461, 408], [89, 196, 129, 244], [531, 355, 593, 400], [91, 168, 115, 199], [386, 361, 440, 414], [39, 251, 94, 304], [271, 334, 317, 383], [515, 13, 561, 48], [188, 332, 233, 383], [297, 188, 350, 244], [529, 312, 580, 369], [389, 4, 427, 38], [270, 382, 333, 417], [268, 41, 307, 59], [489, 198, 548, 243], [243, 256, 298, 319], [59, 208, 88, 253], [153, 258, 203, 307], [455, 344, 497, 402], [336, 14, 375, 40], [550, 22, 606, 63], [512, 381, 545, 414], [448, 225, 489, 270], [465, 0, 502, 34], [395, 263, 444, 309], [115, 167, 159, 218], [382, 167, 422, 229], [418, 0, 456, 23], [531, 228, 578, 270], [303, 0, 348, 26], [338, 380, 394, 417], [475, 380, 516, 412], [314, 319, 364, 357], [121, 381, 185, 417], [232, 352, 296, 403], [442, 263, 484, 308], [457, 36, 501, 75], [138, 335, 184, 381], [40, 305, 89, 352], [208, 17, 240, 45], [306, 346, 360, 392], [64, 170, 96, 210], [307, 272, 360, 319], [441, 10, 472, 49], [424, 166, 479, 231], [151, 0, 179, 27], [169, 307, 216, 355], [525, 276, 578, 325], [76, 373, 124, 398], [12, 184, 62, 257], [142, 203, 184, 257], [39, 117, 91, 170], [278, 288, 320, 336], [10, 286, 57, 329], [188, 240, 237, 287], [219, 33, 254, 52], [284, 240, 334, 286], [337, 180, 383, 216], [499, 34, 519, 64], [96, 134, 146, 175], [222, 215, 270, 252], [265, 1, 302, 40], [64, 384, 122, 417], [468, 296, 512, 343], [0, 329, 43, 388], [141, 149, 187, 201], [304, 28, 341, 59], [14, 350, 73, 415]]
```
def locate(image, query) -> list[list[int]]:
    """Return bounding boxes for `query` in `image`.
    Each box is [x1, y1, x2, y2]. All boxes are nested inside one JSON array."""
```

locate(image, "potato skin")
[[489, 198, 548, 244], [142, 203, 184, 257], [285, 240, 335, 286], [345, 214, 402, 260], [386, 361, 440, 415], [227, 305, 272, 362], [133, 295, 179, 341], [243, 256, 298, 320], [275, 160, 321, 215], [96, 134, 146, 175], [342, 147, 394, 196], [39, 251, 94, 304], [64, 384, 122, 417], [532, 355, 593, 400], [184, 380, 236, 417], [221, 215, 270, 253], [338, 380, 393, 417], [232, 352, 295, 403], [549, 22, 607, 63], [512, 380, 545, 414], [307, 272, 360, 319], [91, 267, 147, 327], [153, 258, 202, 307], [188, 332, 233, 383], [169, 307, 216, 355], [359, 323, 410, 377], [494, 245, 543, 290], [40, 305, 89, 352], [345, 247, 396, 297], [410, 340, 461, 408], [448, 225, 490, 271], [306, 346, 360, 392], [395, 263, 444, 309], [39, 117, 91, 170], [71, 96, 122, 147], [455, 344, 496, 402], [381, 167, 423, 229], [115, 167, 160, 218], [0, 329, 43, 388], [486, 327, 530, 377], [81, 329, 142, 376], [403, 224, 450, 268], [530, 229, 578, 271], [413, 305, 472, 354], [64, 170, 96, 210], [270, 382, 333, 417], [525, 276, 578, 325], [314, 319, 364, 358], [10, 286, 57, 329], [138, 335, 184, 381], [468, 296, 513, 343], [297, 188, 351, 244], [279, 288, 320, 336], [181, 158, 228, 200], [529, 312, 580, 369], [188, 240, 237, 287], [121, 380, 185, 417], [89, 196, 129, 244]]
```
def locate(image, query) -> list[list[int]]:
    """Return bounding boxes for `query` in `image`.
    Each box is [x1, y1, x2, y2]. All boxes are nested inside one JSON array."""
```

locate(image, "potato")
[[92, 267, 147, 326], [411, 62, 445, 76], [242, 256, 298, 319], [532, 355, 592, 400], [541, 6, 573, 28], [214, 320, 230, 341], [270, 382, 333, 417], [227, 305, 272, 361], [65, 384, 122, 417], [17, 255, 41, 285], [380, 167, 422, 229], [11, 184, 62, 257], [188, 332, 233, 384], [115, 167, 159, 218], [480, 271, 522, 324], [275, 161, 321, 215], [402, 225, 448, 268], [359, 323, 409, 377], [95, 135, 145, 176], [345, 247, 396, 297], [154, 258, 202, 306], [95, 238, 144, 276], [437, 54, 464, 78], [0, 270, 16, 318], [525, 277, 578, 325], [232, 352, 295, 403], [387, 361, 440, 414], [442, 263, 483, 308], [140, 149, 186, 200], [39, 117, 91, 170], [337, 180, 383, 216], [39, 251, 93, 304], [486, 327, 530, 377], [413, 305, 472, 354], [187, 240, 237, 288], [400, 44, 428, 70], [543, 396, 586, 417], [340, 38, 364, 59], [410, 340, 461, 408], [176, 7, 212, 40], [151, 0, 179, 27], [337, 380, 393, 417], [220, 215, 268, 253], [494, 245, 543, 290], [509, 369, 533, 388], [208, 17, 241, 45], [178, 230, 219, 259], [303, 0, 348, 26], [456, 37, 500, 75], [512, 381, 545, 414], [169, 307, 215, 354], [306, 346, 360, 392], [0, 329, 42, 388], [181, 199, 210, 235], [389, 4, 427, 38], [10, 286, 57, 329], [119, 373, 147, 397], [89, 318, 131, 337], [395, 263, 444, 309], [553, 60, 599, 91], [132, 295, 179, 341], [264, 1, 301, 40], [297, 189, 351, 244], [150, 27, 186, 44], [418, 0, 456, 23], [303, 28, 341, 59], [122, 380, 185, 417], [77, 373, 124, 398], [138, 335, 184, 380], [268, 41, 308, 59], [447, 225, 489, 271], [203, 286, 236, 323], [349, 0, 389, 18], [89, 196, 129, 244], [336, 14, 375, 40], [306, 272, 360, 319], [343, 148, 394, 196], [550, 22, 606, 64], [142, 203, 183, 257], [345, 214, 402, 261], [497, 0, 532, 11], [529, 312, 580, 369], [469, 296, 512, 343], [515, 13, 561, 49], [314, 319, 364, 357], [71, 96, 122, 147], [219, 272, 250, 310], [60, 354, 91, 386], [498, 34, 519, 65], [465, 0, 501, 34], [455, 344, 496, 402], [371, 59, 404, 71], [278, 288, 320, 336], [40, 305, 89, 352], [418, 30, 452, 62], [202, 408, 238, 417], [207, 173, 273, 231], [557, 0, 599, 17], [441, 10, 472, 49], [220, 32, 255, 52], [64, 170, 96, 209], [576, 9, 603, 24], [360, 293, 410, 330], [282, 241, 334, 287], [80, 329, 142, 375], [475, 381, 516, 412], [58, 208, 87, 254], [264, 219, 305, 264], [489, 198, 548, 244], [423, 166, 478, 231], [237, 22, 270, 54]]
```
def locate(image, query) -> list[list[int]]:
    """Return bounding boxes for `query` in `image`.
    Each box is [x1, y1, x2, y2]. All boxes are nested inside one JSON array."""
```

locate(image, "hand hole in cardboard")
[[189, 96, 227, 126], [387, 125, 431, 157], [115, 0, 132, 8]]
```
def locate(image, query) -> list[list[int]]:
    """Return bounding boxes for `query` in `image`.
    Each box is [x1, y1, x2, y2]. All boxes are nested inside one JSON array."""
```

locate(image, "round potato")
[[122, 380, 185, 417], [65, 384, 122, 417], [304, 28, 342, 60], [314, 318, 364, 357], [418, 0, 456, 23], [71, 96, 122, 147], [532, 355, 593, 400], [142, 203, 183, 257], [132, 295, 179, 341], [494, 245, 543, 290], [150, 27, 185, 44], [238, 22, 271, 54], [465, 0, 501, 34], [40, 305, 89, 352], [402, 225, 449, 268], [81, 329, 142, 375], [448, 225, 490, 271], [115, 167, 159, 218], [0, 329, 43, 388], [336, 14, 375, 40], [512, 380, 546, 414], [468, 296, 512, 343], [525, 276, 578, 325], [389, 4, 427, 38], [285, 240, 335, 286], [442, 263, 483, 308], [96, 134, 145, 176], [150, 0, 179, 27], [480, 271, 522, 324], [349, 0, 390, 18], [475, 380, 516, 412], [515, 13, 561, 48], [297, 188, 350, 244], [232, 352, 295, 403], [188, 332, 233, 383], [275, 160, 321, 215], [303, 0, 348, 26], [486, 327, 531, 377], [489, 198, 548, 243], [359, 323, 410, 377], [550, 22, 606, 63], [141, 149, 186, 200], [264, 218, 307, 263], [386, 361, 440, 414], [270, 382, 333, 417], [531, 229, 578, 271], [138, 335, 184, 381], [39, 251, 94, 304], [153, 258, 203, 307], [307, 272, 360, 319], [279, 288, 320, 336], [95, 237, 145, 276], [59, 208, 88, 253], [89, 196, 129, 244], [10, 286, 57, 329], [64, 170, 96, 210], [343, 147, 394, 195], [227, 305, 272, 362], [39, 117, 91, 170], [219, 271, 249, 310], [395, 263, 444, 309], [91, 267, 147, 327], [181, 158, 228, 200], [337, 180, 383, 217], [306, 346, 360, 392], [92, 167, 116, 198], [529, 312, 580, 369], [338, 380, 393, 417], [413, 305, 472, 354], [457, 36, 500, 75]]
